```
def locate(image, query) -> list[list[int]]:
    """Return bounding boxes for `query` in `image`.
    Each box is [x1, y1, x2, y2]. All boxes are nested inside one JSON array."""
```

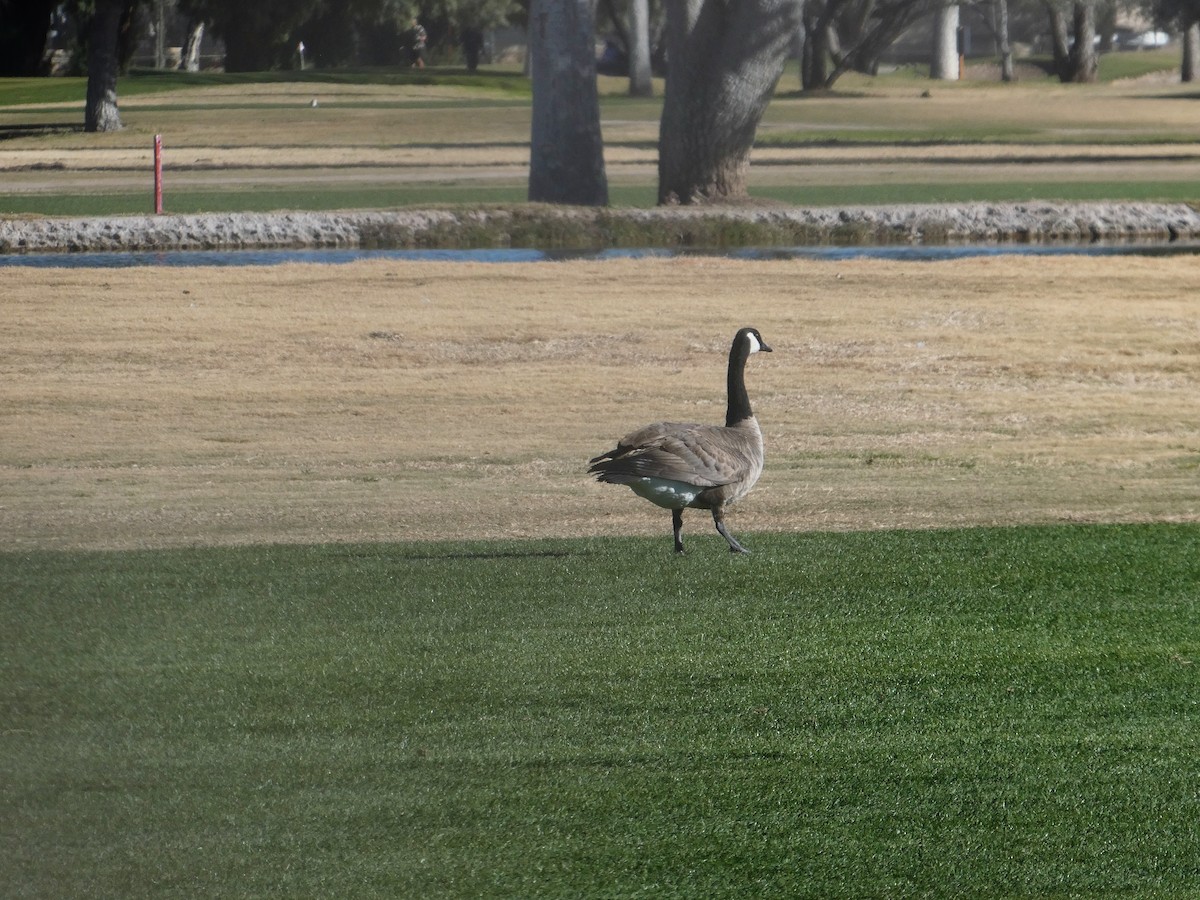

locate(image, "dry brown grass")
[[764, 77, 1200, 139], [2, 255, 1198, 550]]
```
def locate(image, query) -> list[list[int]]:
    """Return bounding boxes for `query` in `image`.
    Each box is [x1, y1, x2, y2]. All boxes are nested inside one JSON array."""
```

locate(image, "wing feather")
[[588, 422, 760, 488]]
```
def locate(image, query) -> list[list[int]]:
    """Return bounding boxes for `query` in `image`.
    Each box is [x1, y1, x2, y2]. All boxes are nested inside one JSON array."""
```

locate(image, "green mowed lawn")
[[3, 524, 1199, 897]]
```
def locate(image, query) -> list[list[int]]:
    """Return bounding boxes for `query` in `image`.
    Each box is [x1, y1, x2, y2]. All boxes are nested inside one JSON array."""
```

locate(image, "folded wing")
[[588, 422, 754, 488]]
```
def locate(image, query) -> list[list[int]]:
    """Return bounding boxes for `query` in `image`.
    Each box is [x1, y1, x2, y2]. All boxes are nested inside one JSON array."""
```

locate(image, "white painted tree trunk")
[[628, 0, 653, 97], [930, 4, 960, 81], [528, 0, 609, 205]]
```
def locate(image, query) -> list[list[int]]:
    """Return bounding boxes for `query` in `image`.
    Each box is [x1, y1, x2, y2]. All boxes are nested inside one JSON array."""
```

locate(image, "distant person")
[[462, 27, 484, 72], [410, 18, 427, 68]]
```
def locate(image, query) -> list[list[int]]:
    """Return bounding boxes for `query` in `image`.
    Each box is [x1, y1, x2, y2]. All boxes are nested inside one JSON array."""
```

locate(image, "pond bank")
[[3, 202, 1200, 255]]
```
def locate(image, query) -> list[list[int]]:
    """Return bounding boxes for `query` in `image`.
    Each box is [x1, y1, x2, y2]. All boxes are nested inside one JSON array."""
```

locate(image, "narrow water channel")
[[2, 242, 1199, 268]]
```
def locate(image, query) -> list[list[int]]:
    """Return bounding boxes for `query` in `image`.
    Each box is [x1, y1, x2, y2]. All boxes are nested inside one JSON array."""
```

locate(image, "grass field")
[[3, 63, 1200, 897], [4, 253, 1199, 894], [4, 524, 1199, 897], [3, 60, 1200, 214], [4, 254, 1199, 550]]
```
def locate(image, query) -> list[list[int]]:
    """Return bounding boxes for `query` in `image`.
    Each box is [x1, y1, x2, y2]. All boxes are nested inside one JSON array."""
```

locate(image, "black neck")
[[725, 342, 753, 426]]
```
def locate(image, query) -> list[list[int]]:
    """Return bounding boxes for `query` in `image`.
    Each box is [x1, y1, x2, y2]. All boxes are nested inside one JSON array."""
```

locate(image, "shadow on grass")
[[335, 546, 594, 562], [0, 123, 81, 141], [1149, 90, 1200, 101], [398, 548, 585, 561]]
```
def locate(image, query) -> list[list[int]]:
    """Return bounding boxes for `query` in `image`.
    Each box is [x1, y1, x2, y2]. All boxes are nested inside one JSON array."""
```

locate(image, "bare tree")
[[800, 0, 941, 89], [528, 0, 609, 205], [658, 0, 801, 204]]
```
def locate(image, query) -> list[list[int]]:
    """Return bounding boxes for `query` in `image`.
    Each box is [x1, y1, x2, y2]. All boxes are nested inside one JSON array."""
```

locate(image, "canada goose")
[[588, 327, 772, 553]]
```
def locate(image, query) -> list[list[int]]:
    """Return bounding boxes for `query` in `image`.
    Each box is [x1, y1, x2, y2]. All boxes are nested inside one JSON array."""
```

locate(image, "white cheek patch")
[[746, 331, 762, 354]]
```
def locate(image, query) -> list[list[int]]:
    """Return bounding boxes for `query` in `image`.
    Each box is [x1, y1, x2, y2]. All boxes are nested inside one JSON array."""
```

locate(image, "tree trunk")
[[629, 0, 654, 96], [1046, 2, 1070, 80], [658, 0, 802, 204], [183, 22, 205, 71], [801, 10, 838, 90], [85, 0, 125, 133], [1066, 0, 1097, 83], [153, 0, 167, 69], [1096, 0, 1116, 53], [996, 0, 1014, 81], [795, 14, 807, 88], [931, 4, 960, 80], [1183, 21, 1200, 82], [528, 0, 609, 206]]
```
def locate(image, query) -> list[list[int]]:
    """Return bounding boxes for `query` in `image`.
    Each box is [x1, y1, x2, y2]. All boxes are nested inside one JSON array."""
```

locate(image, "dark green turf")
[[3, 524, 1198, 897]]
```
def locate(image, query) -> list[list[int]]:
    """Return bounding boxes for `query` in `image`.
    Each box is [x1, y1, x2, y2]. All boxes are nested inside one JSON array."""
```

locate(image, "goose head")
[[737, 326, 773, 356]]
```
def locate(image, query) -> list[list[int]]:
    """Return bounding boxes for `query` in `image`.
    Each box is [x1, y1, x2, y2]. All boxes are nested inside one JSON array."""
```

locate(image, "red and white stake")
[[153, 134, 163, 214]]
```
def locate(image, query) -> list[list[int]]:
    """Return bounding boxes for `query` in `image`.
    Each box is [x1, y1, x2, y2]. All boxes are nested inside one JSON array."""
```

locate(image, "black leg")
[[713, 508, 749, 554], [672, 508, 685, 553]]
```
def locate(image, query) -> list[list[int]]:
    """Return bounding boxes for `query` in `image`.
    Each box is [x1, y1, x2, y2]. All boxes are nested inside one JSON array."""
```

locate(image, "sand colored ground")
[[2, 254, 1197, 551]]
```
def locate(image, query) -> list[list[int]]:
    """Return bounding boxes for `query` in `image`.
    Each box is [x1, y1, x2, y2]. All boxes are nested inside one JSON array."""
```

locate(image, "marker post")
[[154, 134, 163, 214]]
